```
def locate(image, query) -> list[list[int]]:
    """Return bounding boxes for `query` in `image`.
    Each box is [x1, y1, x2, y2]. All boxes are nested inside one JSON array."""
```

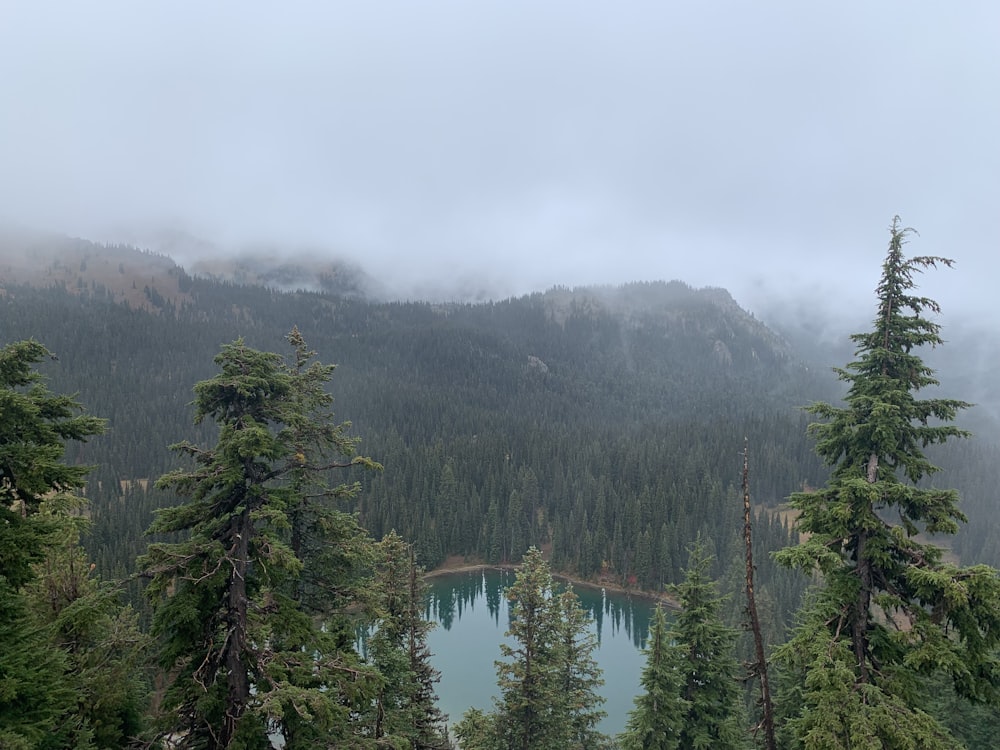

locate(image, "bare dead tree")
[[743, 439, 776, 750]]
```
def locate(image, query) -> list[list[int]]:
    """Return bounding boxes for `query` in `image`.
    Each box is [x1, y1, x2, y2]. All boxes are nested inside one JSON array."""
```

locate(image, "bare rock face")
[[713, 340, 733, 368], [527, 355, 549, 374]]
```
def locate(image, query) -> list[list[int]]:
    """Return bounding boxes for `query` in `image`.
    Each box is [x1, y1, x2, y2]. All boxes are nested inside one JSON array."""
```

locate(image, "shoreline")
[[423, 561, 680, 609]]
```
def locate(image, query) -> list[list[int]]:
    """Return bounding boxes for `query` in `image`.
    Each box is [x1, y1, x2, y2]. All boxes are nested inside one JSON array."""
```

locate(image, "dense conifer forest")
[[1, 238, 834, 602], [3, 229, 1000, 747]]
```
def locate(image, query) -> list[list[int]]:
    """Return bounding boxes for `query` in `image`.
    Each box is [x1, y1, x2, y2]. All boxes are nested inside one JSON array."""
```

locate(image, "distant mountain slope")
[[0, 231, 808, 424], [0, 227, 377, 304], [4, 229, 998, 627], [0, 227, 195, 311]]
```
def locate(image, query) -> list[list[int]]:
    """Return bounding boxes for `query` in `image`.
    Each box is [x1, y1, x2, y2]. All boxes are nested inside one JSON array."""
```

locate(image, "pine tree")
[[620, 604, 687, 750], [367, 531, 451, 749], [0, 339, 106, 747], [774, 218, 1000, 748], [493, 546, 564, 750], [670, 541, 747, 750], [25, 523, 149, 749], [0, 339, 105, 587], [553, 585, 607, 749], [453, 547, 609, 750], [139, 331, 384, 748]]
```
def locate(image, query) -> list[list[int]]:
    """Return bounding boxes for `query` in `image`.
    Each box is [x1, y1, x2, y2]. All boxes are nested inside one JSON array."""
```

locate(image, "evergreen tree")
[[0, 581, 70, 750], [621, 541, 746, 750], [775, 218, 1000, 748], [271, 330, 389, 748], [670, 541, 747, 750], [492, 546, 563, 750], [0, 339, 106, 748], [139, 331, 384, 748], [25, 523, 149, 749], [620, 604, 687, 750], [0, 339, 105, 587], [367, 531, 451, 749], [453, 547, 609, 750], [774, 591, 958, 750], [553, 585, 607, 749]]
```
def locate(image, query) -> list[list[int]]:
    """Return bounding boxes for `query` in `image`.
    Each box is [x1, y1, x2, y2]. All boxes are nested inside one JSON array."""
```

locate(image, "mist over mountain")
[[4, 227, 997, 453], [4, 225, 996, 430], [5, 225, 995, 436], [5, 228, 1000, 684], [3, 6, 999, 743]]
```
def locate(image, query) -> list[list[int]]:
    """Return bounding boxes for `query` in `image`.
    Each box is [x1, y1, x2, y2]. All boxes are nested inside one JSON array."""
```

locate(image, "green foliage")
[[0, 579, 72, 749], [365, 531, 451, 748], [670, 542, 747, 749], [139, 331, 386, 748], [774, 590, 958, 750], [454, 548, 610, 750], [622, 541, 747, 750], [553, 585, 608, 748], [452, 708, 499, 750], [25, 521, 149, 749], [620, 604, 687, 750], [491, 546, 568, 750], [0, 338, 145, 748], [774, 218, 1000, 749], [0, 338, 105, 587]]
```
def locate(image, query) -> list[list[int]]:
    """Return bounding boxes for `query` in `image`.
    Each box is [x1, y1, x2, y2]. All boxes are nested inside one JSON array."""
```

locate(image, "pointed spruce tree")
[[620, 604, 687, 750], [0, 339, 106, 748], [775, 217, 1000, 749], [454, 547, 609, 750], [553, 585, 607, 749], [366, 530, 451, 749], [139, 331, 384, 748], [491, 546, 564, 750], [670, 540, 747, 750]]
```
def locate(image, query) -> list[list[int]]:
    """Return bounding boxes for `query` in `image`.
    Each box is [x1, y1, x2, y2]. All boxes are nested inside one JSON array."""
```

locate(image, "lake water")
[[424, 568, 661, 737]]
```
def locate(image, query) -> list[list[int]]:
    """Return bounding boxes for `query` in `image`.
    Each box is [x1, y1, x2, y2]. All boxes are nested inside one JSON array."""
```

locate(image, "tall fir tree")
[[669, 540, 747, 750], [269, 329, 388, 748], [491, 546, 564, 750], [0, 339, 105, 587], [366, 530, 451, 749], [25, 523, 149, 749], [775, 218, 1000, 749], [453, 547, 609, 750], [553, 585, 607, 749], [0, 339, 107, 748], [139, 331, 386, 748], [621, 541, 746, 749], [620, 604, 687, 750]]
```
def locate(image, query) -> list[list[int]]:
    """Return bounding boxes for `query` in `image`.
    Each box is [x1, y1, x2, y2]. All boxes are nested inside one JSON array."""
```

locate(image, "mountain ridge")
[[0, 227, 781, 329], [3, 227, 998, 596]]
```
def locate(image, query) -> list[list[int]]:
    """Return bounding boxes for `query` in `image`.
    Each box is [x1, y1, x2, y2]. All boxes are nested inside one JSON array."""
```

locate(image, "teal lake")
[[424, 568, 662, 737]]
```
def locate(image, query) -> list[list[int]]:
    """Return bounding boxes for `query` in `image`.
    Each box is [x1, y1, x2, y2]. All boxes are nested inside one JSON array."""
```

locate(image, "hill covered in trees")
[[2, 235, 820, 593], [4, 227, 1000, 747], [4, 233, 1000, 603]]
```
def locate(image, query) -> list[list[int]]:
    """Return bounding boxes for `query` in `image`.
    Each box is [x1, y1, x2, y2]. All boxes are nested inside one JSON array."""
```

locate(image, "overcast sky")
[[1, 2, 997, 318]]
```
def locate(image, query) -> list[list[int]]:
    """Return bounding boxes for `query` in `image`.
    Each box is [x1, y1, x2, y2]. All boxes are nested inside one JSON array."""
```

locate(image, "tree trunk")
[[851, 452, 879, 685], [742, 441, 776, 750], [222, 505, 252, 747]]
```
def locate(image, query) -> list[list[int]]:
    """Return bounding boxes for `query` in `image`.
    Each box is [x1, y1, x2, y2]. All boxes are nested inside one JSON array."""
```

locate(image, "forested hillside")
[[3, 236, 1000, 618], [5, 232, 1000, 748]]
